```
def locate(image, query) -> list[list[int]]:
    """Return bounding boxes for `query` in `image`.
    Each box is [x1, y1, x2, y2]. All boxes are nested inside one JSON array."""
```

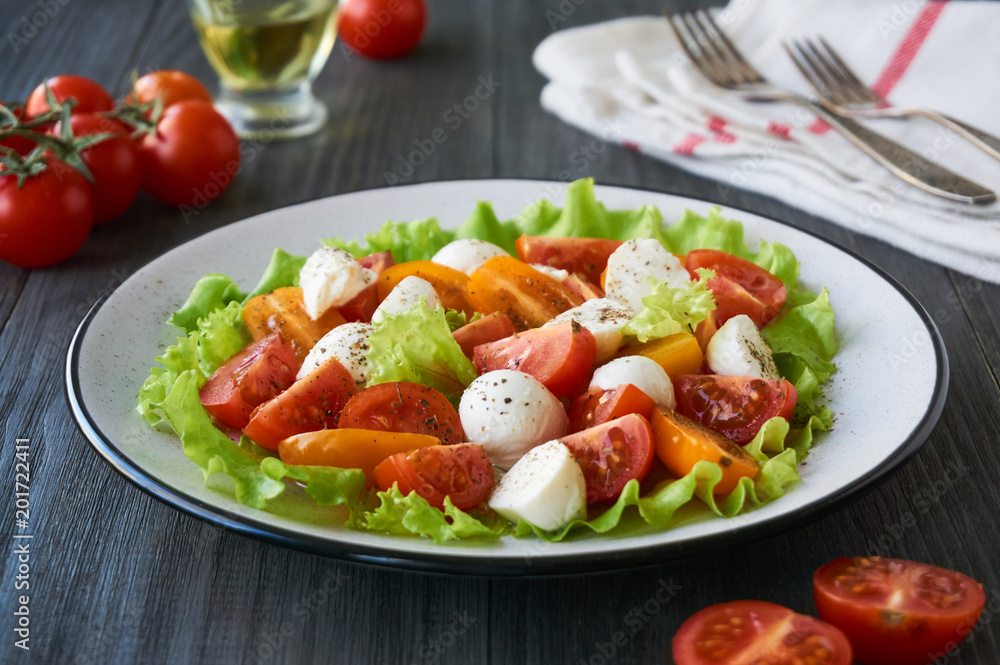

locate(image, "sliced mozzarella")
[[544, 298, 634, 364], [604, 238, 689, 313], [488, 441, 586, 531], [459, 370, 569, 470], [590, 356, 675, 409], [706, 314, 779, 379], [530, 264, 570, 282], [297, 322, 373, 385], [371, 276, 439, 323], [300, 247, 377, 320], [431, 239, 508, 275]]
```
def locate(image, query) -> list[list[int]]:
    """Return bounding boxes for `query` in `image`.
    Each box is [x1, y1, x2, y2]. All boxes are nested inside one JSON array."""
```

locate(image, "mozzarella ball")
[[489, 441, 586, 531], [459, 370, 569, 469], [590, 356, 676, 409], [297, 322, 373, 385], [371, 276, 439, 323], [604, 239, 689, 313], [300, 247, 377, 319], [706, 314, 779, 379], [431, 239, 508, 275]]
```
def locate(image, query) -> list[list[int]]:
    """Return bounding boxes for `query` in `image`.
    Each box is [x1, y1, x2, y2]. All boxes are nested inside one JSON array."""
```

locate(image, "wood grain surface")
[[1, 0, 998, 663]]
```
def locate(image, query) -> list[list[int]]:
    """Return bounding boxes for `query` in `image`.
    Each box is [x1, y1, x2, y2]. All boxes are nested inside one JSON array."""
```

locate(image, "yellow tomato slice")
[[617, 333, 703, 376], [468, 255, 583, 330], [242, 286, 345, 363], [377, 260, 477, 318]]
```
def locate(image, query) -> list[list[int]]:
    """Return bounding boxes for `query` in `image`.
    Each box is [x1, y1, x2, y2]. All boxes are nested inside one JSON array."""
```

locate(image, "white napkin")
[[533, 0, 1000, 284]]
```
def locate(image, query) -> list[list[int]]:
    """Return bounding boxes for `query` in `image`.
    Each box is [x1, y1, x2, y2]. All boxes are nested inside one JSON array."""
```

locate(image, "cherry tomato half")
[[373, 443, 494, 510], [813, 557, 986, 665], [514, 234, 622, 286], [672, 600, 852, 665], [673, 375, 797, 445], [558, 413, 654, 502], [686, 249, 787, 329], [338, 381, 465, 445]]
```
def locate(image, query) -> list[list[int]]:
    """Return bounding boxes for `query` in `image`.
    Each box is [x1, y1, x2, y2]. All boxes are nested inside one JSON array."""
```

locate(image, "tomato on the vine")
[[0, 157, 93, 268], [338, 0, 427, 59], [52, 114, 141, 224], [127, 70, 213, 112], [136, 100, 240, 207], [25, 75, 114, 118], [0, 104, 36, 156]]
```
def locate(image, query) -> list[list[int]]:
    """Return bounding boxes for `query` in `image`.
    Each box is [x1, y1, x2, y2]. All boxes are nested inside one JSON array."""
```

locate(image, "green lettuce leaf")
[[624, 269, 717, 342], [348, 485, 507, 543], [259, 458, 367, 507], [365, 299, 478, 403], [196, 300, 252, 377], [168, 273, 246, 334], [515, 416, 815, 542], [244, 248, 307, 302], [323, 217, 455, 263], [453, 200, 522, 256]]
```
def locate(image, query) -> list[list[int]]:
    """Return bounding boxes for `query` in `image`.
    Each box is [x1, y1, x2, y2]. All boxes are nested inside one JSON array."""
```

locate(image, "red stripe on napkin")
[[807, 1, 947, 135], [768, 122, 792, 139], [673, 133, 706, 155], [706, 115, 728, 132]]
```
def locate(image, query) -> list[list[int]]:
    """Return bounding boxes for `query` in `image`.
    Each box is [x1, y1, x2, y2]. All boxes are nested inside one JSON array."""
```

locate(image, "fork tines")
[[784, 39, 881, 107], [664, 10, 765, 87]]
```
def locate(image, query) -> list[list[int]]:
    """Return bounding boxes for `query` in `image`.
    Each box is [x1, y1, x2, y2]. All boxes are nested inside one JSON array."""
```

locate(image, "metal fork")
[[785, 37, 1000, 163], [664, 10, 995, 205]]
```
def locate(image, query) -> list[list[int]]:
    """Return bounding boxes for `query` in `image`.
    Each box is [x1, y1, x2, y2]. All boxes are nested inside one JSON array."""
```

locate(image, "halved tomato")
[[339, 251, 395, 322], [373, 443, 494, 510], [672, 600, 852, 665], [558, 414, 655, 502], [467, 255, 583, 330], [243, 356, 356, 450], [338, 382, 465, 445], [377, 260, 476, 317], [813, 557, 986, 665], [686, 249, 786, 329], [243, 286, 346, 363], [567, 384, 655, 433], [514, 235, 622, 285], [452, 312, 517, 358], [563, 273, 605, 301], [650, 408, 758, 495], [279, 428, 439, 486], [199, 334, 298, 429], [473, 320, 596, 398], [673, 375, 797, 445]]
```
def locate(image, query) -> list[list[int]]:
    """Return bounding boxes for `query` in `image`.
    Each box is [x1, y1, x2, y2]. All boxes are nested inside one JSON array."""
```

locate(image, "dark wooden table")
[[2, 0, 998, 663]]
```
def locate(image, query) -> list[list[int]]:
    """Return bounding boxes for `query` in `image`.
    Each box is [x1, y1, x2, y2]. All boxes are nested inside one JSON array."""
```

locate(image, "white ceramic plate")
[[66, 180, 947, 575]]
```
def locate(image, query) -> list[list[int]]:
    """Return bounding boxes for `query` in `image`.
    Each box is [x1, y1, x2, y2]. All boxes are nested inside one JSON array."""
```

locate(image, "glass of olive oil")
[[188, 0, 339, 138]]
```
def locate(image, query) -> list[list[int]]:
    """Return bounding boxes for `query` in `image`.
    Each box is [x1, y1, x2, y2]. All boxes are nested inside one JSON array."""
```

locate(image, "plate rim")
[[64, 178, 950, 577]]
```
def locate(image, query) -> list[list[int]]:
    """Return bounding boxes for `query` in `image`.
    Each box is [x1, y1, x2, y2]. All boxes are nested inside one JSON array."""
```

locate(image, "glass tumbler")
[[188, 0, 339, 138]]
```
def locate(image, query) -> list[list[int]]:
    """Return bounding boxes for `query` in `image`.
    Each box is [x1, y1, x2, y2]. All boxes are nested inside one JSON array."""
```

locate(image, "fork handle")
[[803, 101, 996, 205], [917, 111, 1000, 163]]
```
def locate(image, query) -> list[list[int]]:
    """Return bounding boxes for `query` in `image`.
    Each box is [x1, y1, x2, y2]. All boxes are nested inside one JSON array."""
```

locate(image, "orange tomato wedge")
[[243, 286, 346, 363], [278, 428, 440, 487], [617, 332, 703, 376], [377, 260, 476, 317], [468, 255, 584, 330], [650, 407, 758, 495]]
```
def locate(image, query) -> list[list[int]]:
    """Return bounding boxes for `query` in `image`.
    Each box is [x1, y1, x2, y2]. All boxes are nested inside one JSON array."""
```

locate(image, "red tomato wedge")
[[686, 249, 787, 329], [514, 235, 622, 285], [568, 384, 655, 433], [473, 320, 596, 398], [558, 414, 654, 502], [199, 334, 298, 430], [673, 375, 797, 445], [468, 255, 583, 330], [813, 557, 986, 665], [339, 251, 395, 322], [373, 443, 494, 510], [452, 312, 517, 358], [672, 600, 852, 665], [243, 356, 356, 450], [338, 382, 465, 445]]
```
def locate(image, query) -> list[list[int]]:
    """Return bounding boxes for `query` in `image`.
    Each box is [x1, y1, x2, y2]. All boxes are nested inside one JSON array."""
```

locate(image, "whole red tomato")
[[338, 0, 427, 59], [0, 158, 94, 268], [136, 101, 240, 208], [127, 70, 213, 111], [25, 75, 114, 118], [52, 114, 141, 224]]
